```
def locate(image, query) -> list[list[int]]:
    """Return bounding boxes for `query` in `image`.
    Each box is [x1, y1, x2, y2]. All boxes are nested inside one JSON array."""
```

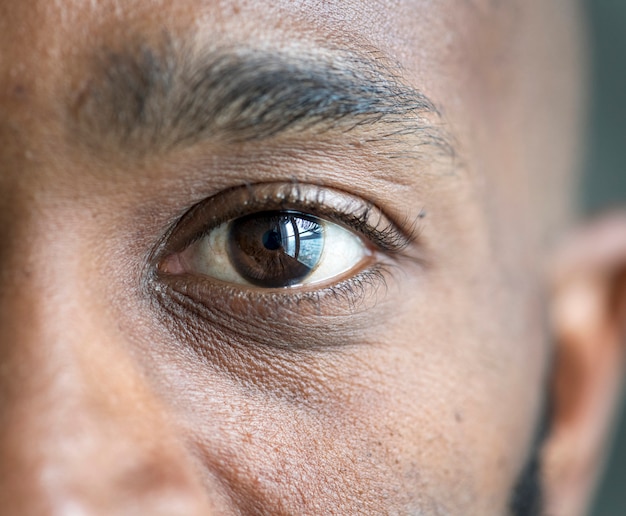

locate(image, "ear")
[[543, 213, 626, 516]]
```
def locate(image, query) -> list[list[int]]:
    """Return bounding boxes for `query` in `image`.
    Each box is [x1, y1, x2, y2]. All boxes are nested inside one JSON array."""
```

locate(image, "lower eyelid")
[[155, 260, 395, 329]]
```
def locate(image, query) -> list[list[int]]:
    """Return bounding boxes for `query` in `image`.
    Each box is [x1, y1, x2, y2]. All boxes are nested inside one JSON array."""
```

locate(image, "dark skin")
[[1, 1, 625, 515]]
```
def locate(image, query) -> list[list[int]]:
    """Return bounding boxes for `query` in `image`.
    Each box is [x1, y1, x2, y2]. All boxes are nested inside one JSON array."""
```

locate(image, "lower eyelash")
[[154, 261, 394, 329], [152, 263, 395, 353], [304, 265, 391, 314]]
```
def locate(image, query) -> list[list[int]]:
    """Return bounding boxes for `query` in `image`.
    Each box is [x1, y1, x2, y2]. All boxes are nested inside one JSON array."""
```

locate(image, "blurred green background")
[[585, 0, 626, 515]]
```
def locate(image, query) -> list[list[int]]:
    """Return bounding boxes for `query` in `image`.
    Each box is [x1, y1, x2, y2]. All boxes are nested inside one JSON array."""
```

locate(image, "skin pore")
[[2, 1, 624, 515]]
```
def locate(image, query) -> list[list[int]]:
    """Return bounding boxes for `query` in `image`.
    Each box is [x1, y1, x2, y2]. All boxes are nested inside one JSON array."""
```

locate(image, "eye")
[[161, 210, 371, 289]]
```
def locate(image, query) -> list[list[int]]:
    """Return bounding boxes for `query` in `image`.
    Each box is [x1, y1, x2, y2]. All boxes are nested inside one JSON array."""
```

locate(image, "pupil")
[[262, 229, 283, 251]]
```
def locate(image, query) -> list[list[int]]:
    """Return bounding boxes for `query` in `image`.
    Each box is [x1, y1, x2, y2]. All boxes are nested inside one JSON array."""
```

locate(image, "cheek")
[[356, 291, 544, 514], [122, 266, 544, 515]]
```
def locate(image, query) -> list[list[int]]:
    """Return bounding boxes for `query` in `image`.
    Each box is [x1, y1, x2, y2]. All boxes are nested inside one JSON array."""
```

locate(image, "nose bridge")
[[0, 207, 215, 514]]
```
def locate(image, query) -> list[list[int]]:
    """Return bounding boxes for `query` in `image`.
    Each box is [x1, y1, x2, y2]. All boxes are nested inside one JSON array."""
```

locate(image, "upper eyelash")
[[319, 202, 412, 253], [158, 182, 418, 259]]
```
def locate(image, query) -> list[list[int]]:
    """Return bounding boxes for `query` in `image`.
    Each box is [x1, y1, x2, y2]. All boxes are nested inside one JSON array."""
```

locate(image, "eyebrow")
[[72, 40, 454, 158]]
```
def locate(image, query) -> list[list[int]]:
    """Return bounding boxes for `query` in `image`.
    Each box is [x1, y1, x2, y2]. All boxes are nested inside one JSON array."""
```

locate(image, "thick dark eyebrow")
[[72, 41, 454, 157]]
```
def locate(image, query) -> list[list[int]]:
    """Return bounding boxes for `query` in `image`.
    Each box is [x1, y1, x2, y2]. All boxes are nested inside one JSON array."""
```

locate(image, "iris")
[[228, 212, 325, 288]]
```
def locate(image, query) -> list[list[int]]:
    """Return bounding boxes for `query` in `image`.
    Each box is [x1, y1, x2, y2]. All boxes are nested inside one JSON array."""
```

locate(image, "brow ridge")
[[72, 40, 453, 158]]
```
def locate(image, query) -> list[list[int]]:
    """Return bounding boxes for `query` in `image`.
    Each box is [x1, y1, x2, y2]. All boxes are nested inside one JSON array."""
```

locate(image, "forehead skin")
[[0, 1, 584, 515]]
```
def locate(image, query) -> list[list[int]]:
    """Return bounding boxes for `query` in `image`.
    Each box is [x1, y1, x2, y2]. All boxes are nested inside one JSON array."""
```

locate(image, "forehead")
[[0, 1, 521, 96], [0, 1, 511, 46], [0, 0, 530, 167]]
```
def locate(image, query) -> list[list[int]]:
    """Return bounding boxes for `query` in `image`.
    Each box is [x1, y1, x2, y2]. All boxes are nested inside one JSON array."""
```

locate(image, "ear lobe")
[[543, 213, 626, 516]]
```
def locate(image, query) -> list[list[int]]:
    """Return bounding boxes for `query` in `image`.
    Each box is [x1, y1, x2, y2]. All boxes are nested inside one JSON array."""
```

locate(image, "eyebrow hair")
[[72, 39, 454, 158]]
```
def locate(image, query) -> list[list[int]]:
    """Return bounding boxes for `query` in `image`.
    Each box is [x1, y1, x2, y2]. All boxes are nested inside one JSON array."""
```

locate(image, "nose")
[[0, 218, 216, 515]]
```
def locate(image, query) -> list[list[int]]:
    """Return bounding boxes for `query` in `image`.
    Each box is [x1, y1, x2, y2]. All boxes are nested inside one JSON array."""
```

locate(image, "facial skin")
[[1, 1, 625, 515]]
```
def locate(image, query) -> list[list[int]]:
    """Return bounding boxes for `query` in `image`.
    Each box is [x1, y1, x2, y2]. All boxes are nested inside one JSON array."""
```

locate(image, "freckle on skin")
[[13, 84, 27, 97]]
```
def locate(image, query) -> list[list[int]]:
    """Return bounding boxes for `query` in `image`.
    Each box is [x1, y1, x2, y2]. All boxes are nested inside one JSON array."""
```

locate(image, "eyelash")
[[162, 182, 414, 255], [152, 182, 417, 314], [159, 263, 395, 323]]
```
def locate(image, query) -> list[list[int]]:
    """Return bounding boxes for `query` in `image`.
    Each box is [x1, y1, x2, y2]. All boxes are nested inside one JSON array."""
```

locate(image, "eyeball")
[[162, 211, 370, 289]]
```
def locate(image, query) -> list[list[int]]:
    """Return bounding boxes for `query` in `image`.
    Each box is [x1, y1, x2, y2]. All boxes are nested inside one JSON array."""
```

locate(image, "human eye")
[[154, 182, 415, 315], [161, 210, 369, 288]]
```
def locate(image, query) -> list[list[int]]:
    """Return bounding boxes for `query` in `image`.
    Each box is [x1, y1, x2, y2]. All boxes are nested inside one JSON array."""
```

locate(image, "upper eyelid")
[[155, 182, 417, 262]]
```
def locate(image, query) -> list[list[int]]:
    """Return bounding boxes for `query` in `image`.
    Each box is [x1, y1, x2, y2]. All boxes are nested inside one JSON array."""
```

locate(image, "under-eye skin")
[[155, 182, 417, 312]]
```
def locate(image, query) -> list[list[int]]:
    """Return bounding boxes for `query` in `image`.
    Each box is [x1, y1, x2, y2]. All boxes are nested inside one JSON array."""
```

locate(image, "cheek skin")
[[120, 238, 543, 515], [0, 212, 221, 514]]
